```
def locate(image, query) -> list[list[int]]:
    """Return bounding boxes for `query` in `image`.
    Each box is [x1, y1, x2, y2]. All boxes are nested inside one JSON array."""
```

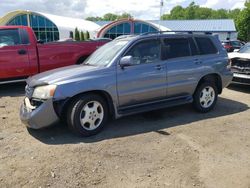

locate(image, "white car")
[[228, 43, 250, 85]]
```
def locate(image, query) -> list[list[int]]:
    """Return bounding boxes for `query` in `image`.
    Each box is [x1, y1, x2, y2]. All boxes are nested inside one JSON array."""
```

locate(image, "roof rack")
[[114, 35, 136, 40], [140, 30, 214, 36]]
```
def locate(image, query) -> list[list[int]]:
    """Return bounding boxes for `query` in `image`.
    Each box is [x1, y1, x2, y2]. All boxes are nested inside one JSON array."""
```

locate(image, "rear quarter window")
[[195, 37, 218, 55]]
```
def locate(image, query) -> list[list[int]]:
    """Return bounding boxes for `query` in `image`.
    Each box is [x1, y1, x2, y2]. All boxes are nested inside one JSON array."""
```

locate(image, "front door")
[[0, 29, 30, 80], [117, 39, 167, 107]]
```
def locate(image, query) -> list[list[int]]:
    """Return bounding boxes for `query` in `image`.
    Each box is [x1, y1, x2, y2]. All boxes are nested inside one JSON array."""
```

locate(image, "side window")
[[125, 40, 160, 65], [188, 38, 199, 56], [0, 29, 21, 47], [195, 37, 218, 55], [20, 29, 30, 45], [162, 38, 191, 60]]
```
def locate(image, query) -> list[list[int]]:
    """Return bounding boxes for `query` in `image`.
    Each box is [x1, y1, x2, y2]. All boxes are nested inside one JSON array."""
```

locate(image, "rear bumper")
[[232, 73, 250, 85], [221, 71, 233, 88], [20, 97, 59, 129]]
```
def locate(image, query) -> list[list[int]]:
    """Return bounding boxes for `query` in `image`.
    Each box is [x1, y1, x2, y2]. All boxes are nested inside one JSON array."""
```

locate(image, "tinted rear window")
[[195, 37, 218, 55], [162, 38, 191, 59]]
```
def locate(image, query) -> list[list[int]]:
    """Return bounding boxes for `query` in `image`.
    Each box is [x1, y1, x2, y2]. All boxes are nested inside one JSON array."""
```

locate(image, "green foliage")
[[236, 1, 250, 41], [85, 31, 90, 40], [86, 12, 133, 21], [80, 31, 85, 41], [161, 1, 250, 41], [74, 27, 80, 41], [69, 31, 74, 39], [86, 16, 103, 21]]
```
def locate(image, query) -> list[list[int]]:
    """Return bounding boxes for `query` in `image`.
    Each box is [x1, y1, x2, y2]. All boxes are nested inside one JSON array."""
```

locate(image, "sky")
[[0, 0, 246, 20]]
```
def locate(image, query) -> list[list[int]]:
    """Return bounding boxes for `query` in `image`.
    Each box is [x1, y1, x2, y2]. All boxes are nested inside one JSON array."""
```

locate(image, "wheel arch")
[[53, 90, 116, 121], [197, 73, 222, 94]]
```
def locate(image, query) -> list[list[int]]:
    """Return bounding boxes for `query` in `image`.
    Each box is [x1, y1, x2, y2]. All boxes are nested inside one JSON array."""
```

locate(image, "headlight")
[[32, 85, 57, 99]]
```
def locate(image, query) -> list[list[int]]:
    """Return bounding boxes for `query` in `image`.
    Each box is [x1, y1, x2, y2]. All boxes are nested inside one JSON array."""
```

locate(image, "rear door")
[[0, 28, 30, 80], [162, 36, 202, 97], [117, 38, 167, 107]]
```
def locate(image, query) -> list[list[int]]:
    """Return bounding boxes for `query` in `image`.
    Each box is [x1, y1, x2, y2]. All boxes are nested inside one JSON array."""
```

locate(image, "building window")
[[103, 21, 158, 39], [7, 14, 59, 42], [104, 22, 131, 40], [134, 22, 158, 34]]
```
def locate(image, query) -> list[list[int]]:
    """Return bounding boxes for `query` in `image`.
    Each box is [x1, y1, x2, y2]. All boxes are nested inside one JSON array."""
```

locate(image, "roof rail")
[[140, 30, 214, 36], [114, 35, 136, 40]]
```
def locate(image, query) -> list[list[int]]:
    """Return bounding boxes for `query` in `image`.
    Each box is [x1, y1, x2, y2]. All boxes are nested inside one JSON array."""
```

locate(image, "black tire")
[[67, 94, 108, 137], [193, 81, 218, 113]]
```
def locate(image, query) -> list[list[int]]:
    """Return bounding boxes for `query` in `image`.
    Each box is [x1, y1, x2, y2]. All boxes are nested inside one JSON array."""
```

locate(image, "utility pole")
[[159, 0, 164, 31]]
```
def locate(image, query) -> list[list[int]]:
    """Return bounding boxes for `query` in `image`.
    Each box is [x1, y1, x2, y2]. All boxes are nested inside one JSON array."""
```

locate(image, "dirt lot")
[[0, 83, 249, 188]]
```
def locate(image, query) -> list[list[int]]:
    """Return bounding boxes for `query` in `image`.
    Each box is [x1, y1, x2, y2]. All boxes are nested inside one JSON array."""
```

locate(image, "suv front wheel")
[[193, 82, 218, 113], [67, 94, 108, 136]]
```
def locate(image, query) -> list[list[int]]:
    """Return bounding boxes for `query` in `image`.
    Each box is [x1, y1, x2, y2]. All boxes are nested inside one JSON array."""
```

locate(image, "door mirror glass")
[[120, 56, 133, 68]]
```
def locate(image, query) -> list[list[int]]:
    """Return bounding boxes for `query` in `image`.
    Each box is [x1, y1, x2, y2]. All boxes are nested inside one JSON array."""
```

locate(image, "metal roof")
[[149, 19, 236, 32], [94, 19, 236, 32]]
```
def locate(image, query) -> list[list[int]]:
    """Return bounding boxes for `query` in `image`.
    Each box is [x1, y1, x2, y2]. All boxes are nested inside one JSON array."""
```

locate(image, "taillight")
[[224, 45, 232, 49]]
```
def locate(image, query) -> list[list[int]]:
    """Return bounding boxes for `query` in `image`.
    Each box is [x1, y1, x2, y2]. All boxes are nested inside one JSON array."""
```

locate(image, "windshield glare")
[[83, 40, 129, 66], [239, 44, 250, 53]]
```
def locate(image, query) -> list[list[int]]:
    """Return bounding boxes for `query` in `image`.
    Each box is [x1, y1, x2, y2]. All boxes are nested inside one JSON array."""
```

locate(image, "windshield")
[[83, 39, 129, 66], [239, 44, 250, 53]]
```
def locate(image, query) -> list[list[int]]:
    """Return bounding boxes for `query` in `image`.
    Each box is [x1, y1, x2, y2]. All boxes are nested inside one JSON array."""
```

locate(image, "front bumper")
[[232, 73, 250, 85], [20, 97, 59, 129]]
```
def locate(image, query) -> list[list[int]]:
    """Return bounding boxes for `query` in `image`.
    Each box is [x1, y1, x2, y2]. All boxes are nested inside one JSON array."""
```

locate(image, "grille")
[[231, 58, 250, 75]]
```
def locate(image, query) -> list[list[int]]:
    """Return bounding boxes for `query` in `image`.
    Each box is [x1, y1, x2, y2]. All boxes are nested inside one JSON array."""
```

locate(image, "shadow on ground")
[[0, 83, 26, 97], [227, 84, 250, 94], [28, 96, 249, 144]]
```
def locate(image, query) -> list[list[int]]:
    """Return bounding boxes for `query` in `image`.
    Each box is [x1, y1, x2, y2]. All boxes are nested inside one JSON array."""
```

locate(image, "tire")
[[67, 94, 108, 136], [193, 81, 218, 113]]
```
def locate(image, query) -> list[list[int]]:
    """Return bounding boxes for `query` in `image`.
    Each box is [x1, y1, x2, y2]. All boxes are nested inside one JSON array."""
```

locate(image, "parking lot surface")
[[0, 83, 249, 188]]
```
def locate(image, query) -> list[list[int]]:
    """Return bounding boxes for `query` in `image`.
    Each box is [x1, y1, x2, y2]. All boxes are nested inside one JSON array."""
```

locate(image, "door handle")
[[155, 65, 162, 70], [194, 59, 202, 65], [18, 49, 27, 55]]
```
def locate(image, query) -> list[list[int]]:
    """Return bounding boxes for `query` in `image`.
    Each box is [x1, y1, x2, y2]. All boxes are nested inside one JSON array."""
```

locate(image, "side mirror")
[[37, 40, 44, 44], [233, 49, 239, 52], [120, 56, 133, 68]]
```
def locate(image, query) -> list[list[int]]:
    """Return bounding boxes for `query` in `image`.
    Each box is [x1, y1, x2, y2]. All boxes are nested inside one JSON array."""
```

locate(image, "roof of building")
[[149, 19, 236, 32], [95, 19, 236, 32], [0, 10, 101, 38]]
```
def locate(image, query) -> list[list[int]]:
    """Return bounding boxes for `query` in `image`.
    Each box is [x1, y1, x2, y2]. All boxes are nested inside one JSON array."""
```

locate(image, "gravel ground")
[[0, 83, 249, 188]]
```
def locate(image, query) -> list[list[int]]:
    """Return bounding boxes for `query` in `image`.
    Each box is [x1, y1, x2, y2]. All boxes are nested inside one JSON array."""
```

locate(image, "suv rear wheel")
[[193, 82, 218, 113], [67, 94, 108, 136]]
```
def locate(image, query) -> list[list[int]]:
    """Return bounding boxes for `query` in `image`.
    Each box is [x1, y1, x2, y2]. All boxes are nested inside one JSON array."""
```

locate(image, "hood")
[[27, 65, 104, 87], [228, 52, 250, 59]]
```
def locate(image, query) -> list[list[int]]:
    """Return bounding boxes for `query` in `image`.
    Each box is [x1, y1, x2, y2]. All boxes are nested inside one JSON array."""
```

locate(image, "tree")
[[86, 12, 133, 21], [86, 16, 103, 21], [74, 27, 80, 41], [103, 13, 118, 21], [236, 1, 250, 41], [118, 13, 133, 19], [185, 2, 199, 19], [69, 31, 74, 39], [85, 31, 90, 40], [80, 31, 85, 41]]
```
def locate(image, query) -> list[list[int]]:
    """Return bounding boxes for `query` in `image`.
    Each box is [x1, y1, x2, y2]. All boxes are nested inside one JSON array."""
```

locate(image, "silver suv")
[[20, 33, 233, 136]]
